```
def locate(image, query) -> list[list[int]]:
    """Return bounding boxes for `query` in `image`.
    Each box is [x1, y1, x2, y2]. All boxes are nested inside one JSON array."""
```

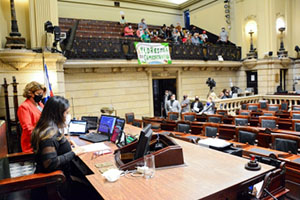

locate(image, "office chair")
[[259, 116, 278, 129], [290, 111, 300, 120], [203, 123, 219, 138], [234, 115, 249, 126], [262, 111, 276, 116], [292, 120, 300, 131], [176, 121, 190, 133], [0, 120, 65, 200], [239, 110, 251, 116], [235, 126, 259, 145], [168, 112, 179, 120], [216, 110, 228, 116], [181, 112, 196, 122], [259, 100, 268, 110], [207, 114, 223, 123], [247, 103, 259, 111], [271, 133, 300, 154], [267, 104, 281, 112], [125, 112, 135, 124], [281, 101, 288, 111], [292, 105, 300, 111]]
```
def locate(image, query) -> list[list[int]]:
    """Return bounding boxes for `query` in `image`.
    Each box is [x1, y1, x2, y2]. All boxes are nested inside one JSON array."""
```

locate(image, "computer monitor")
[[98, 115, 117, 136], [134, 124, 153, 160], [68, 120, 87, 135], [81, 116, 98, 130]]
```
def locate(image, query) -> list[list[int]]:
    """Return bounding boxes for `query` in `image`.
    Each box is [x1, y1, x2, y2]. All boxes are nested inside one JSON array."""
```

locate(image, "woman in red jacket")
[[17, 81, 45, 152]]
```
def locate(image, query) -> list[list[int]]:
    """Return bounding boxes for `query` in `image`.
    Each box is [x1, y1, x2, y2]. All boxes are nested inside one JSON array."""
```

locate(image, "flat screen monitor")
[[98, 115, 117, 135], [81, 116, 98, 130], [134, 124, 153, 160], [69, 120, 87, 134]]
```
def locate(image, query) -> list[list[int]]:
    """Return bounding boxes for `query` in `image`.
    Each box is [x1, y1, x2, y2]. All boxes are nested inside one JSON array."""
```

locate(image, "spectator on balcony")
[[141, 29, 151, 43], [217, 27, 228, 45], [191, 33, 200, 45], [159, 25, 168, 41], [201, 30, 208, 43], [190, 26, 199, 36], [138, 18, 148, 30], [172, 28, 180, 43], [136, 25, 144, 38], [181, 95, 190, 113], [120, 14, 127, 25], [124, 24, 134, 37], [191, 96, 203, 113], [176, 22, 184, 37], [151, 29, 160, 41]]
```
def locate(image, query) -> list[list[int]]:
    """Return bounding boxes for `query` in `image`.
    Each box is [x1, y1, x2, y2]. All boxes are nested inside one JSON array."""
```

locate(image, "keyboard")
[[79, 133, 109, 143]]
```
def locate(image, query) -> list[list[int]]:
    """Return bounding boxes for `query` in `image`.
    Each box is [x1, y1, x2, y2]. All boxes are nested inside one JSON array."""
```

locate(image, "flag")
[[44, 64, 53, 103]]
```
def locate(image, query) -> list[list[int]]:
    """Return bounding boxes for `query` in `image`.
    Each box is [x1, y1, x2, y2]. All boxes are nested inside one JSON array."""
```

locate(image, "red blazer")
[[17, 99, 44, 152]]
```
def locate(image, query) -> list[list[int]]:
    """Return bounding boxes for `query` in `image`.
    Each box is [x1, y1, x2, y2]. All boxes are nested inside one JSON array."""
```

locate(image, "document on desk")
[[198, 138, 231, 148], [80, 142, 112, 154]]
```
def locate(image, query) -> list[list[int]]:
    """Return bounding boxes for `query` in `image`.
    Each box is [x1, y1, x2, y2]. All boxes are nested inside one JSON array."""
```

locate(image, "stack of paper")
[[80, 142, 111, 154]]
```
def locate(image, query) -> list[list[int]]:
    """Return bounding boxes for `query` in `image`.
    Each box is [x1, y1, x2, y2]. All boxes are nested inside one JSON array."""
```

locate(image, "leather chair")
[[271, 133, 300, 154], [259, 116, 278, 129], [176, 121, 190, 133], [190, 122, 203, 135], [241, 103, 247, 110], [202, 123, 219, 138], [259, 100, 268, 110], [262, 111, 276, 116], [216, 110, 228, 116], [168, 112, 179, 120], [239, 110, 251, 116], [247, 103, 259, 111], [207, 114, 223, 123], [292, 105, 300, 111], [0, 120, 65, 200], [290, 111, 300, 120], [235, 126, 259, 145], [281, 101, 289, 111], [125, 112, 135, 124], [181, 112, 196, 122], [292, 120, 300, 131], [234, 115, 249, 126], [267, 104, 281, 112]]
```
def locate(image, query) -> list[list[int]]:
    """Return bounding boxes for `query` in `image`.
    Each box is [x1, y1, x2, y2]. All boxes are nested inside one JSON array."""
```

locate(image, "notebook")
[[79, 115, 116, 143], [68, 120, 87, 136]]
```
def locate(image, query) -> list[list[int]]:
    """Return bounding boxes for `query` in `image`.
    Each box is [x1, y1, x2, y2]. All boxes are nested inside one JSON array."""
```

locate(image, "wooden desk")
[[73, 125, 274, 200]]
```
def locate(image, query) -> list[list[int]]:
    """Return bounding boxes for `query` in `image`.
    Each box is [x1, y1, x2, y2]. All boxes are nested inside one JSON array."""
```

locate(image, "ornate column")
[[5, 0, 26, 49]]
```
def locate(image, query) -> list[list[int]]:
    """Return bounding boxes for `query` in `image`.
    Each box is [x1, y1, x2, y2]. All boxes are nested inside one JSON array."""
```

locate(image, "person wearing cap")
[[181, 95, 190, 113], [201, 30, 208, 43]]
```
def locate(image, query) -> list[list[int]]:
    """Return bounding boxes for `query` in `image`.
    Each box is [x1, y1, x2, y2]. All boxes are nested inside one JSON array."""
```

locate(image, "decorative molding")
[[244, 15, 257, 21]]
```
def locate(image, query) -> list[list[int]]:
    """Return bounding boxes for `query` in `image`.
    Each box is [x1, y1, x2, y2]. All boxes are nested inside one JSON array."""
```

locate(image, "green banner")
[[134, 42, 172, 65]]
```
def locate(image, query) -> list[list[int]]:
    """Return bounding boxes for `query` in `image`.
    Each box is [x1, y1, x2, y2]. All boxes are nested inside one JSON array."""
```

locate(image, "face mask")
[[143, 21, 146, 24], [122, 17, 124, 19], [195, 98, 199, 101], [206, 102, 211, 106], [33, 94, 43, 103], [129, 26, 132, 29], [65, 114, 71, 127]]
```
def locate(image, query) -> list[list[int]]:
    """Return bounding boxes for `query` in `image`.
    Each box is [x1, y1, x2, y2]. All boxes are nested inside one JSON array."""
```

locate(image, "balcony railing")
[[205, 95, 300, 115], [67, 37, 241, 61]]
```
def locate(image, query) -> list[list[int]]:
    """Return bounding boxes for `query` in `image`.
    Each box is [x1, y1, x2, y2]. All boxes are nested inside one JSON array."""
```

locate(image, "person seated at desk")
[[191, 96, 203, 114], [18, 81, 46, 152], [31, 96, 85, 200]]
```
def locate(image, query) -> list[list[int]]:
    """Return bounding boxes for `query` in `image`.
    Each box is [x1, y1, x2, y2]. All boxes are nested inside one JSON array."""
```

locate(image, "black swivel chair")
[[235, 127, 259, 145], [259, 116, 278, 129], [203, 123, 219, 138], [176, 121, 190, 133], [267, 105, 281, 112], [271, 133, 300, 154], [207, 114, 223, 123], [259, 100, 268, 110], [234, 115, 249, 126], [168, 112, 179, 120]]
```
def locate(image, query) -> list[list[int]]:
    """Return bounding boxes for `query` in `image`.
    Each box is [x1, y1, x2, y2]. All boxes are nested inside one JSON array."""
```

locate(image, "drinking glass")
[[144, 154, 155, 179]]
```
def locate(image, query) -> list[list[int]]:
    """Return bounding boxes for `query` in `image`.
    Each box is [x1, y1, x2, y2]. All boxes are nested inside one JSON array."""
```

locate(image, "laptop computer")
[[81, 116, 98, 130], [68, 120, 87, 136], [79, 115, 117, 143]]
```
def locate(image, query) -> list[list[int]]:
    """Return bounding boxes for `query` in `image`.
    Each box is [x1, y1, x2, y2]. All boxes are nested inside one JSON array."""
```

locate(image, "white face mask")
[[129, 26, 132, 29], [65, 114, 72, 127]]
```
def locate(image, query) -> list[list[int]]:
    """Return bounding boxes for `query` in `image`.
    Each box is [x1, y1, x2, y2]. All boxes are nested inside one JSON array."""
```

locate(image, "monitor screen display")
[[98, 115, 117, 135], [69, 120, 87, 134], [134, 124, 153, 160], [111, 118, 125, 142]]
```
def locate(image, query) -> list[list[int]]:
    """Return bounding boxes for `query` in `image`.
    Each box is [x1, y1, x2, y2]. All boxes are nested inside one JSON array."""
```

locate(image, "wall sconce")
[[245, 20, 257, 59], [276, 17, 288, 57]]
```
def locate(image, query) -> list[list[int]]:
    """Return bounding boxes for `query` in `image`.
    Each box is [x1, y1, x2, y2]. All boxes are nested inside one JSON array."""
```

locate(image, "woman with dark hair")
[[31, 96, 83, 199]]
